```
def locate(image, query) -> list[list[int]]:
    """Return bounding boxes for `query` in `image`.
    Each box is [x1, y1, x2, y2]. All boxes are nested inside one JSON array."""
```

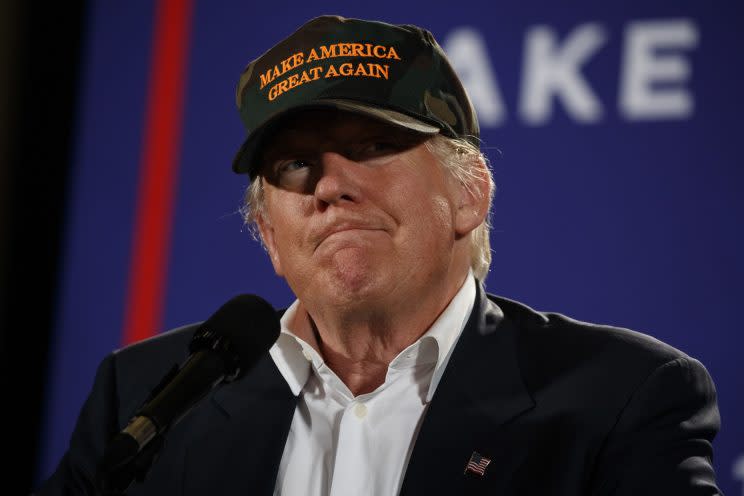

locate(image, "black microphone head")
[[189, 294, 280, 381]]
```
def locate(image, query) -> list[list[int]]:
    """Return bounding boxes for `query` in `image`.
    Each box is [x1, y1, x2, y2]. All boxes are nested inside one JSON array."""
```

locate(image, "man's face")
[[256, 109, 484, 314]]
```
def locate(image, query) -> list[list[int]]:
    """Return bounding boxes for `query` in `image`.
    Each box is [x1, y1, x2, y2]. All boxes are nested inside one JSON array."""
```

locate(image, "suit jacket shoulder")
[[36, 318, 296, 496], [491, 294, 699, 401], [401, 288, 721, 495]]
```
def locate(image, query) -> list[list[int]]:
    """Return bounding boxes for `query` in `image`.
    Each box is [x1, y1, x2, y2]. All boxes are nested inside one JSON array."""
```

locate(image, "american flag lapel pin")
[[464, 451, 492, 477]]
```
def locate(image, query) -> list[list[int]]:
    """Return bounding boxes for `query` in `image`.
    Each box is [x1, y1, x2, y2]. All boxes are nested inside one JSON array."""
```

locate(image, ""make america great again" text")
[[259, 43, 402, 101]]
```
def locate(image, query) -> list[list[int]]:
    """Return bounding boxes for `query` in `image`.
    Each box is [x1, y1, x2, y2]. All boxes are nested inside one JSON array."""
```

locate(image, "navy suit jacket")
[[37, 285, 722, 495]]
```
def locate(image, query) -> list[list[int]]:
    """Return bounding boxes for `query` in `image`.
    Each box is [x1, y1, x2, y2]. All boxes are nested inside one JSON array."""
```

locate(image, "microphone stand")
[[95, 432, 165, 495], [94, 364, 178, 495]]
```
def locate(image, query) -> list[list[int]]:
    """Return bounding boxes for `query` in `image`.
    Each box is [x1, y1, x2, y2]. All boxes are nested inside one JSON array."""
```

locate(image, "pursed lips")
[[312, 222, 387, 251]]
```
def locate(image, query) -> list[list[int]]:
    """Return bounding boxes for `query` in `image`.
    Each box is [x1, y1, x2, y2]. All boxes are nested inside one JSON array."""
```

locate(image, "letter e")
[[619, 19, 698, 120]]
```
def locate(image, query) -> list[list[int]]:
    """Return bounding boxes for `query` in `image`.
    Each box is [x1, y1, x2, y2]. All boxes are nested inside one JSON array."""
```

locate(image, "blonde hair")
[[424, 135, 494, 281], [240, 133, 495, 281]]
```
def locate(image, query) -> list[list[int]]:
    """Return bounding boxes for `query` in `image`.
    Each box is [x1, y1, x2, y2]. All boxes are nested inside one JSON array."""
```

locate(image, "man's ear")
[[453, 156, 490, 238], [256, 213, 284, 276]]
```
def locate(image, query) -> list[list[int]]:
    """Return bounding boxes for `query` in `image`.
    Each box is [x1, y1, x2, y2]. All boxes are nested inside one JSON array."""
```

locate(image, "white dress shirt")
[[269, 273, 476, 496]]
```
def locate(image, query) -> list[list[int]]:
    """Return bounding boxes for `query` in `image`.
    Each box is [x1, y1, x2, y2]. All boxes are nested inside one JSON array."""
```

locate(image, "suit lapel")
[[181, 353, 297, 496], [400, 284, 535, 495]]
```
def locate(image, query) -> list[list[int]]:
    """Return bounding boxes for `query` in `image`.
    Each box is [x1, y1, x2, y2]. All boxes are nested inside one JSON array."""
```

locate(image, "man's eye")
[[358, 141, 397, 157], [276, 159, 311, 175], [269, 159, 312, 189]]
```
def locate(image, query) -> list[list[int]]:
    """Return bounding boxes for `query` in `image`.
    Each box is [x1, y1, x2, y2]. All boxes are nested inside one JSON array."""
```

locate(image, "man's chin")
[[329, 272, 380, 300], [313, 267, 391, 307]]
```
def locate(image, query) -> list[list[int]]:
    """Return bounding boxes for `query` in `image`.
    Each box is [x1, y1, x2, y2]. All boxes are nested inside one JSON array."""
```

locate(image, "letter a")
[[444, 28, 506, 126]]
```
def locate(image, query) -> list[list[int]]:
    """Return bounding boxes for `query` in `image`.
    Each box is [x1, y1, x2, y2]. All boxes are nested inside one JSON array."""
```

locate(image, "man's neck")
[[290, 270, 470, 395]]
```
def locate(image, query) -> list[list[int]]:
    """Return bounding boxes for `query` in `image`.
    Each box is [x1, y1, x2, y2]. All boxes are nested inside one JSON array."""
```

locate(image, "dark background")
[[1, 2, 86, 494]]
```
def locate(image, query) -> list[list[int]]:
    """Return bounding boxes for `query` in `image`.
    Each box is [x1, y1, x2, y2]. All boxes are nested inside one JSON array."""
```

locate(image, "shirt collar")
[[269, 271, 477, 401], [418, 271, 476, 401]]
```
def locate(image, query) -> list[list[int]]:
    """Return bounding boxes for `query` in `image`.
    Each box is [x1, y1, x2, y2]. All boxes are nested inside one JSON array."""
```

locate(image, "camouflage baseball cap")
[[232, 15, 479, 177]]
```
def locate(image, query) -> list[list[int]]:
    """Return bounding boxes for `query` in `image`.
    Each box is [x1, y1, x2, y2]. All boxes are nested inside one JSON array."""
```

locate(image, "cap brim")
[[232, 99, 441, 176]]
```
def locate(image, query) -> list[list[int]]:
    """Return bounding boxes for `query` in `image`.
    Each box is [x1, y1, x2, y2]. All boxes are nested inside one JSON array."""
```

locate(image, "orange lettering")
[[387, 46, 401, 60], [306, 48, 319, 63], [351, 43, 365, 57], [372, 63, 389, 79], [298, 70, 311, 85], [287, 74, 300, 90], [260, 65, 283, 89], [373, 45, 386, 58], [339, 62, 353, 76], [320, 45, 336, 59], [268, 84, 280, 101], [268, 79, 289, 100], [324, 64, 339, 77], [260, 70, 273, 89]]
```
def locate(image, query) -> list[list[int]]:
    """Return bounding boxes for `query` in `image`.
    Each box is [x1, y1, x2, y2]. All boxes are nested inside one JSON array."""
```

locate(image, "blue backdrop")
[[39, 1, 744, 493]]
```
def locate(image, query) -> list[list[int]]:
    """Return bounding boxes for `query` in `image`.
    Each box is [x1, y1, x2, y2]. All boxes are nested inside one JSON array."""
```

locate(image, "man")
[[37, 15, 722, 495]]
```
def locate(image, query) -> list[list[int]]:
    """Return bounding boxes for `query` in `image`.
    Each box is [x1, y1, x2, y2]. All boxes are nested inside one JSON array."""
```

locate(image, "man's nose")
[[313, 151, 361, 210]]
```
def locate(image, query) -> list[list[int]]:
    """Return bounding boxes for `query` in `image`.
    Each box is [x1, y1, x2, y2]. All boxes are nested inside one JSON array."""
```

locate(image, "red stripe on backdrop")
[[122, 0, 194, 345]]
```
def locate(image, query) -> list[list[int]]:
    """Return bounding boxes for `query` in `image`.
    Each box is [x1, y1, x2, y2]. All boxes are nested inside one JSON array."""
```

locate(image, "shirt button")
[[353, 402, 368, 419], [302, 349, 313, 361]]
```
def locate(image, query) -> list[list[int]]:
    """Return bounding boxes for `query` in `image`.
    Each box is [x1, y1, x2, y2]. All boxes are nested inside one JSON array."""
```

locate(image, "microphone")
[[96, 294, 280, 494]]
